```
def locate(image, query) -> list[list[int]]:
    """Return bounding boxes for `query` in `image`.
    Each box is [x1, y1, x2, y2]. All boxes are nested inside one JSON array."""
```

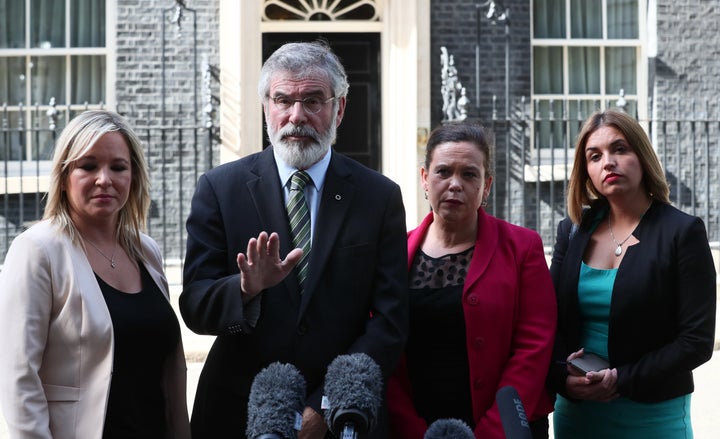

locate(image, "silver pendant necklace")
[[608, 221, 633, 257], [83, 237, 117, 268], [607, 201, 653, 257]]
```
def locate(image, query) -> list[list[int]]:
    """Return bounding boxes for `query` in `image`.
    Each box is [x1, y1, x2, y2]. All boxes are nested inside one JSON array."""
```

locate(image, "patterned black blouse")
[[406, 246, 475, 428]]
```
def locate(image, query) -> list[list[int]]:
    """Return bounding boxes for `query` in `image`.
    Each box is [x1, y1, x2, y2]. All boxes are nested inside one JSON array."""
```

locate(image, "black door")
[[262, 33, 381, 171]]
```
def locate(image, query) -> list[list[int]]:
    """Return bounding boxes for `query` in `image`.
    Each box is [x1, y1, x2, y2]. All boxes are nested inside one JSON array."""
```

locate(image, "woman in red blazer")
[[387, 123, 556, 439]]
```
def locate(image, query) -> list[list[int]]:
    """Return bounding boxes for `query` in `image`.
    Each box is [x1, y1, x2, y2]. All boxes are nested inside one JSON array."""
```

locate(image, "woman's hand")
[[565, 349, 619, 402]]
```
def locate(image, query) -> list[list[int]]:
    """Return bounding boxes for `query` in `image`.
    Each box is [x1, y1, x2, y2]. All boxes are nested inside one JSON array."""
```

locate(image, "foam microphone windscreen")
[[424, 418, 475, 439], [246, 362, 306, 439], [323, 352, 383, 436], [496, 386, 532, 439]]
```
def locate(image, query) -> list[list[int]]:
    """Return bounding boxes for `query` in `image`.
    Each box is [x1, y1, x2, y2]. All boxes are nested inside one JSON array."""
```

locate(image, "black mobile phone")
[[568, 352, 610, 374]]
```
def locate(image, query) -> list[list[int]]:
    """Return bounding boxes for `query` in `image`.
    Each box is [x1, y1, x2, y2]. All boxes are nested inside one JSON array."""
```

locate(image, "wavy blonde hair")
[[43, 110, 151, 262]]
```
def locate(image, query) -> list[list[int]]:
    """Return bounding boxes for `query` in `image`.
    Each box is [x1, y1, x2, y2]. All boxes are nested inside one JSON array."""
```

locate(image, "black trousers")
[[530, 416, 550, 439]]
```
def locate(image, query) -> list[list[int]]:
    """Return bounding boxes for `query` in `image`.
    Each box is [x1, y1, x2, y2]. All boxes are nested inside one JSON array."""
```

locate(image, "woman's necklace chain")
[[608, 200, 653, 257], [83, 237, 117, 268], [608, 221, 633, 257]]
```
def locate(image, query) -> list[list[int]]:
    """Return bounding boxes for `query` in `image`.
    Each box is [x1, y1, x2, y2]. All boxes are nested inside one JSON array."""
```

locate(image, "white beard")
[[269, 121, 337, 169]]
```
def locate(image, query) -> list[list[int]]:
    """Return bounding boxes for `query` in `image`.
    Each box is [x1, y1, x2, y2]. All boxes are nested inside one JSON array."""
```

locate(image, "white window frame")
[[528, 0, 649, 181], [0, 0, 116, 193], [0, 0, 116, 118]]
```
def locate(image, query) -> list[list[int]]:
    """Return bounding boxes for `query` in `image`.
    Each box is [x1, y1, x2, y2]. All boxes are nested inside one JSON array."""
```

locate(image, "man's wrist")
[[241, 286, 259, 303]]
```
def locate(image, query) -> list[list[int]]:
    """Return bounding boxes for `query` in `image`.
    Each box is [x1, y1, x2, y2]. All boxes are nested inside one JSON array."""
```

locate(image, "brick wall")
[[654, 1, 720, 105], [115, 0, 220, 126], [115, 0, 221, 262], [652, 1, 720, 238], [430, 0, 530, 128], [430, 0, 531, 224], [429, 0, 720, 245]]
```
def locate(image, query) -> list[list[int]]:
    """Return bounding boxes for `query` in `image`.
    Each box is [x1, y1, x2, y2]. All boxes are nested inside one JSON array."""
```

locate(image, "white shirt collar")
[[274, 147, 332, 191]]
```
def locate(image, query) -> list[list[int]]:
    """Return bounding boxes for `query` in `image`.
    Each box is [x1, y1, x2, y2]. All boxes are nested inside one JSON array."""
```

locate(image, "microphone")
[[246, 362, 306, 439], [323, 353, 383, 439], [496, 386, 532, 439], [424, 418, 474, 439]]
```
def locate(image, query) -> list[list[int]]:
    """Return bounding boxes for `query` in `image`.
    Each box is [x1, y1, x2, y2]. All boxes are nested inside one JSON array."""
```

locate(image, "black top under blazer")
[[548, 200, 716, 403]]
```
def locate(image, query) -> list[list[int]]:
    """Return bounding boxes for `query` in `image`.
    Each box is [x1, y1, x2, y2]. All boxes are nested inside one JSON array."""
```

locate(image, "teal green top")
[[553, 262, 692, 439]]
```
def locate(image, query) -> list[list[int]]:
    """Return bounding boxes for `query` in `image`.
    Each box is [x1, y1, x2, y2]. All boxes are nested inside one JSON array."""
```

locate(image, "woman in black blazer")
[[548, 109, 716, 438]]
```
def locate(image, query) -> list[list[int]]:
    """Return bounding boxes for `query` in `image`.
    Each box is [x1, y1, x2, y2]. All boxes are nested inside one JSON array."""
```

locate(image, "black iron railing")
[[0, 109, 216, 273], [2, 97, 718, 269]]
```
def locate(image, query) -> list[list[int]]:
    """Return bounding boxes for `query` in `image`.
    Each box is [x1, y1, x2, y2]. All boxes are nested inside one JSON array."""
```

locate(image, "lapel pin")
[[335, 194, 342, 201]]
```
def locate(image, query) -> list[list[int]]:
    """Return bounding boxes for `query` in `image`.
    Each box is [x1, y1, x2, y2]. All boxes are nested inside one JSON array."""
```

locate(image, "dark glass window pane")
[[29, 110, 57, 159], [568, 47, 600, 94], [0, 0, 26, 48], [533, 46, 563, 94], [0, 112, 23, 160], [570, 0, 601, 38], [71, 0, 105, 47], [71, 55, 106, 103], [335, 3, 376, 20], [568, 100, 600, 144], [534, 100, 564, 149], [31, 56, 65, 105], [606, 47, 636, 94], [608, 0, 638, 39], [533, 0, 565, 38], [31, 0, 66, 48], [0, 57, 27, 105]]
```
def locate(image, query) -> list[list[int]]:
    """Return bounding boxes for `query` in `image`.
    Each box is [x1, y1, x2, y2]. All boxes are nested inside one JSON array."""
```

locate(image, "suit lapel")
[[297, 153, 354, 319], [247, 148, 302, 304], [463, 209, 499, 294]]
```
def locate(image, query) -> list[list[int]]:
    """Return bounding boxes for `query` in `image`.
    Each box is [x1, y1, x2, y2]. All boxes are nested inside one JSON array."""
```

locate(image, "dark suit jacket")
[[180, 146, 408, 438], [548, 200, 716, 403]]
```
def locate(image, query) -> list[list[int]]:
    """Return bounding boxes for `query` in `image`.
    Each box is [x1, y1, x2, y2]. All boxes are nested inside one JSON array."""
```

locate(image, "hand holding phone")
[[568, 352, 610, 374]]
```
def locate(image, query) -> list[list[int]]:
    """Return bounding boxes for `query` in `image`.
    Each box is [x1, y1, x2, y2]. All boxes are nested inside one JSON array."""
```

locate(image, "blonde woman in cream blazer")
[[0, 222, 188, 438], [0, 110, 190, 438]]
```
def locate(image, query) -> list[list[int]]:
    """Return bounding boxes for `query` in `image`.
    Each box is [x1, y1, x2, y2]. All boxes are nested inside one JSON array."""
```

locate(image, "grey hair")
[[258, 40, 349, 102]]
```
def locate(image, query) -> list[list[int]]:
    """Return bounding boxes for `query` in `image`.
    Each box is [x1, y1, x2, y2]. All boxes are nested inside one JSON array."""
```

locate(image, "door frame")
[[218, 0, 430, 227]]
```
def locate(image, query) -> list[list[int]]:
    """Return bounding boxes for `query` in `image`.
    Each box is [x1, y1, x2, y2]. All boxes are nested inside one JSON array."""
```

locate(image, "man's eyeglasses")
[[268, 95, 336, 114]]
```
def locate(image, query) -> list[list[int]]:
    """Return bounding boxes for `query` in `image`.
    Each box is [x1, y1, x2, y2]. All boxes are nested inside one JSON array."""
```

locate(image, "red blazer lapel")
[[463, 208, 498, 294]]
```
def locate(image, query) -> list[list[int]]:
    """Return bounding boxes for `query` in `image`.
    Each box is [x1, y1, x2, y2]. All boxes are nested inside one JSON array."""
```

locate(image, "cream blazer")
[[0, 220, 190, 438]]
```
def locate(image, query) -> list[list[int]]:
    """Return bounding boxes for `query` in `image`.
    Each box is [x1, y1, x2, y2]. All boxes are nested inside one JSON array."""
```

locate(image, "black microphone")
[[496, 386, 532, 439], [424, 418, 475, 439], [246, 362, 306, 439], [323, 353, 383, 439]]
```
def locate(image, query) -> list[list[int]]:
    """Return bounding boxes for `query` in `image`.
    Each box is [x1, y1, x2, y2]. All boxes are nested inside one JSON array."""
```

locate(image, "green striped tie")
[[287, 171, 312, 290]]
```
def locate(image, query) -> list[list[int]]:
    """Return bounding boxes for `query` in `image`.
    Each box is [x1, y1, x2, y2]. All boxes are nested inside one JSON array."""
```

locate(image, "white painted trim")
[[219, 0, 263, 162], [106, 0, 117, 109], [219, 0, 430, 227], [382, 0, 429, 228], [261, 21, 383, 33]]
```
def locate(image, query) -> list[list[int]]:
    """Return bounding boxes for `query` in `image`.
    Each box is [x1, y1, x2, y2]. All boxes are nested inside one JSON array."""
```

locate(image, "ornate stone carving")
[[262, 0, 379, 21]]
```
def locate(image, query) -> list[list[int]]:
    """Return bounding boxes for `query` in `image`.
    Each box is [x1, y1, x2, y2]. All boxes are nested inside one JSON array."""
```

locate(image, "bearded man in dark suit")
[[180, 40, 408, 439]]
